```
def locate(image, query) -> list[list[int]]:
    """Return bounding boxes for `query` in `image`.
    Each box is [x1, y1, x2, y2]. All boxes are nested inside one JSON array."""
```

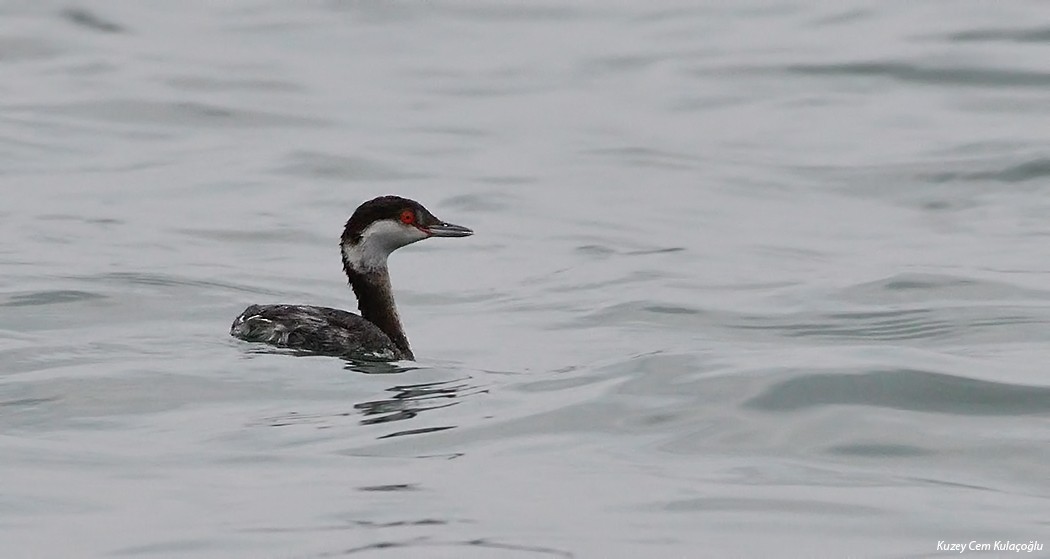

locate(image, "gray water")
[[3, 1, 1050, 557]]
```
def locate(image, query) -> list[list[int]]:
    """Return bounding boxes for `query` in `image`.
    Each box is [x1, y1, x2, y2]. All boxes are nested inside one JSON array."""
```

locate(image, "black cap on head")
[[341, 195, 442, 244]]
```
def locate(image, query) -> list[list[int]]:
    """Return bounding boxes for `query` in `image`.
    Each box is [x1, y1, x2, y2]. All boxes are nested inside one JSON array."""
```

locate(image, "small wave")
[[439, 192, 520, 212], [745, 368, 1050, 416], [838, 273, 1050, 305], [786, 61, 1050, 88], [573, 300, 706, 329], [731, 305, 1050, 344], [923, 158, 1050, 183], [826, 443, 929, 457], [61, 7, 125, 34], [662, 496, 883, 515], [581, 146, 708, 170], [276, 151, 424, 182], [947, 26, 1050, 44], [14, 100, 326, 129], [1, 290, 106, 307], [83, 272, 281, 296]]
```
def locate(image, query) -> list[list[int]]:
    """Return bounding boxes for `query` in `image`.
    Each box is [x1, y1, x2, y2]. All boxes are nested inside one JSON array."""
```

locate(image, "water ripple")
[[13, 100, 325, 129], [277, 151, 424, 182], [786, 62, 1050, 88], [923, 158, 1050, 183], [745, 369, 1050, 416], [61, 7, 125, 34], [306, 538, 574, 559], [1, 290, 105, 307], [732, 297, 1050, 345], [662, 496, 883, 515], [355, 379, 479, 427], [838, 273, 1050, 303], [4, 1, 1050, 556], [947, 26, 1050, 43]]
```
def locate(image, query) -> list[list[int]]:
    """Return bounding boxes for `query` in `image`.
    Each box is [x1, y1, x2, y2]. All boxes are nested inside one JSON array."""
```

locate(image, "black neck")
[[342, 262, 413, 360]]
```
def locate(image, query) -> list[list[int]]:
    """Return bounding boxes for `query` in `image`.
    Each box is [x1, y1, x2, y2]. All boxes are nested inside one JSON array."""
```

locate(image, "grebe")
[[230, 195, 473, 360]]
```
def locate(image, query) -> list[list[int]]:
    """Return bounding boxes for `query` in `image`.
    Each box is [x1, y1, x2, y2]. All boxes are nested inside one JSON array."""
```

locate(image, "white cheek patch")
[[342, 220, 428, 271]]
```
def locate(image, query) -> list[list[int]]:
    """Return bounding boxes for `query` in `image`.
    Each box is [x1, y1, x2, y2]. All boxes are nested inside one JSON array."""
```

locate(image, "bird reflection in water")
[[349, 356, 489, 437], [354, 378, 483, 439], [262, 359, 485, 439]]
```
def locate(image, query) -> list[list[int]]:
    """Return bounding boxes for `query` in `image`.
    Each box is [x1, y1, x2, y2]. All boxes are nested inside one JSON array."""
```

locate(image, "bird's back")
[[230, 304, 403, 360]]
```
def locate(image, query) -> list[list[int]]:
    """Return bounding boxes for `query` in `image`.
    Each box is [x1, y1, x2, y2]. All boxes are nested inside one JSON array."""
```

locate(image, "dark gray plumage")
[[230, 304, 404, 360], [230, 196, 472, 361]]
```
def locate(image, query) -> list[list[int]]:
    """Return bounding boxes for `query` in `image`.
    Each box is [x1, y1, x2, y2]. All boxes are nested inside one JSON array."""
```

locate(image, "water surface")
[[3, 1, 1050, 557]]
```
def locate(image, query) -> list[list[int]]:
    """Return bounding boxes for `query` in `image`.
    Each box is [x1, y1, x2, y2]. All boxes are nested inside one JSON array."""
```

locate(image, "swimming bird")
[[230, 195, 473, 360]]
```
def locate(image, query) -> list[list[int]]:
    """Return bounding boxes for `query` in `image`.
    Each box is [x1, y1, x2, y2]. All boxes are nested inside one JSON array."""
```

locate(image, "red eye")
[[400, 210, 415, 224]]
